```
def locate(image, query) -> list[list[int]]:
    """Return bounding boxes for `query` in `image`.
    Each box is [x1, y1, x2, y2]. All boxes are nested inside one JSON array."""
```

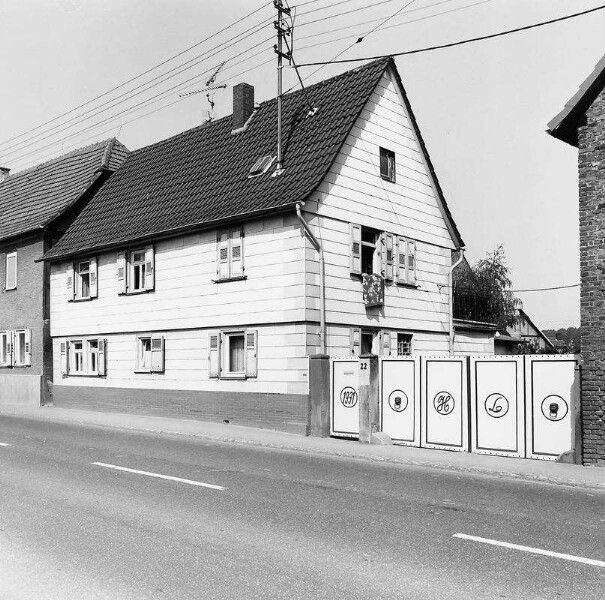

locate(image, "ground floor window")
[[209, 329, 258, 379], [135, 334, 165, 373], [0, 329, 31, 367], [0, 331, 10, 366], [61, 338, 105, 376], [397, 333, 413, 356]]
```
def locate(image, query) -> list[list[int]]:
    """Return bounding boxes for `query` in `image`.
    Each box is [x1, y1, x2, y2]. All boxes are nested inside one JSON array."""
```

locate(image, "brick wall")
[[0, 234, 47, 404], [577, 86, 605, 465], [51, 385, 310, 435]]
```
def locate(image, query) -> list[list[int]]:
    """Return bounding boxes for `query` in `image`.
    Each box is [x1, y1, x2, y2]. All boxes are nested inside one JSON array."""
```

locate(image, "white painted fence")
[[331, 354, 580, 461]]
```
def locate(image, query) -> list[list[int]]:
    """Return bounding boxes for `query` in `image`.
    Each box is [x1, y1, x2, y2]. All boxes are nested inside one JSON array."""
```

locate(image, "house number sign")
[[359, 358, 370, 386], [340, 386, 358, 408]]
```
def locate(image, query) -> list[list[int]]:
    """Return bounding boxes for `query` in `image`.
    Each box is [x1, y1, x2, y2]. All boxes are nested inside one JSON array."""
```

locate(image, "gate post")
[[359, 353, 379, 444], [308, 354, 330, 437]]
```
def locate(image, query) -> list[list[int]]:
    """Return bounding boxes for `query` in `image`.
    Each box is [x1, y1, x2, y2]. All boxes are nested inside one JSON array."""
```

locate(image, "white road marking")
[[454, 533, 605, 568], [92, 462, 225, 490], [0, 442, 10, 447]]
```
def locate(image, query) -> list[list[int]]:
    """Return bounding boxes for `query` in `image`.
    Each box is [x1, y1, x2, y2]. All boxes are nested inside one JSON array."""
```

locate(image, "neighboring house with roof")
[[494, 306, 555, 355], [0, 139, 128, 406], [42, 58, 464, 433], [547, 52, 605, 465]]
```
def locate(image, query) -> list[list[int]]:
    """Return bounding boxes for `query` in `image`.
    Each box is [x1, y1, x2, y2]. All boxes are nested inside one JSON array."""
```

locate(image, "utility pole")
[[274, 0, 291, 174]]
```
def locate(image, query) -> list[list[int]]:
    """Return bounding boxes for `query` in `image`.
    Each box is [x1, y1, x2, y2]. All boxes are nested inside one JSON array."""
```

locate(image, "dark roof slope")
[[0, 139, 128, 243], [548, 53, 605, 147], [44, 58, 462, 261]]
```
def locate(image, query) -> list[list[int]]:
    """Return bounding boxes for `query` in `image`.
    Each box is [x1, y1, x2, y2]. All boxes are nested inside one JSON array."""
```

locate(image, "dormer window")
[[249, 155, 275, 178], [379, 147, 396, 182]]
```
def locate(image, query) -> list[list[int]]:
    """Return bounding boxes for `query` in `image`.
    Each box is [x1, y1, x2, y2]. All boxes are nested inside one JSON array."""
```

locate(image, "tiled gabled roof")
[[0, 139, 128, 243], [43, 59, 394, 260], [548, 53, 605, 147]]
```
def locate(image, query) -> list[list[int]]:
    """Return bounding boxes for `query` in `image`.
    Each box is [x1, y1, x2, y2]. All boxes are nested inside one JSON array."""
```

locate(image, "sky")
[[0, 0, 603, 330]]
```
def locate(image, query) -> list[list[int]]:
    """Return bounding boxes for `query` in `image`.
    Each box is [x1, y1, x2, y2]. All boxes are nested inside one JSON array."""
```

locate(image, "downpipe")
[[449, 249, 465, 355], [296, 203, 326, 354]]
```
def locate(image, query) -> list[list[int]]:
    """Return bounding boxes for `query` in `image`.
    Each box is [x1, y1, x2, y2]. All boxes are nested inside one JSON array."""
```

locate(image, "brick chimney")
[[0, 167, 10, 183], [232, 83, 254, 131]]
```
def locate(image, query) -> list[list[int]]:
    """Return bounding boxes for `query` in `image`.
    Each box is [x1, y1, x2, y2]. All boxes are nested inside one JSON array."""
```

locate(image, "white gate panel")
[[470, 356, 525, 457], [525, 355, 578, 460], [330, 358, 359, 438], [380, 358, 420, 446], [421, 356, 468, 451]]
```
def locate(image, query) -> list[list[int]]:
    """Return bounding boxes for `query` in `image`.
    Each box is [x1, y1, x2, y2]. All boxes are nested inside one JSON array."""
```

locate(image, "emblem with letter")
[[433, 391, 455, 416]]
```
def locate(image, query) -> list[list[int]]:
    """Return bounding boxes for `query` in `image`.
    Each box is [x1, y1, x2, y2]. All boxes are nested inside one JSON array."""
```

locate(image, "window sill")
[[213, 275, 247, 284], [396, 282, 419, 289], [220, 373, 246, 380], [73, 297, 93, 303], [380, 175, 396, 183], [122, 288, 153, 296], [65, 373, 100, 377], [134, 369, 164, 374], [4, 287, 17, 292]]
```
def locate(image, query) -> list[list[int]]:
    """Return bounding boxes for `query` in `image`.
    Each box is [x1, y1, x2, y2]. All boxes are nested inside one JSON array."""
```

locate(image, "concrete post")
[[308, 354, 330, 437], [359, 353, 379, 444]]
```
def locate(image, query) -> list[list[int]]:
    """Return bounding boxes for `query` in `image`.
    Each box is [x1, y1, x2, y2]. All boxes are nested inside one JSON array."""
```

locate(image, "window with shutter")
[[97, 340, 107, 376], [5, 252, 17, 290], [223, 332, 246, 378], [350, 327, 361, 357], [208, 333, 221, 378], [407, 240, 416, 285], [150, 336, 165, 373], [245, 330, 258, 378], [70, 340, 85, 373], [0, 331, 10, 367], [60, 342, 69, 375], [75, 260, 91, 299], [117, 252, 127, 294], [144, 247, 155, 291], [381, 330, 391, 356], [216, 229, 245, 281], [66, 263, 75, 301], [384, 233, 394, 280], [396, 236, 407, 284], [350, 224, 361, 275]]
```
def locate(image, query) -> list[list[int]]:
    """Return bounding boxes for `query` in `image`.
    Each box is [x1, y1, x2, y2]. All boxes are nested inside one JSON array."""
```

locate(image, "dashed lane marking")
[[454, 533, 605, 568], [92, 462, 225, 490]]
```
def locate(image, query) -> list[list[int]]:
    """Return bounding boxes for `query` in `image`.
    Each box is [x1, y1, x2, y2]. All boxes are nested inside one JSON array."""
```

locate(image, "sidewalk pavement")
[[1, 404, 603, 490]]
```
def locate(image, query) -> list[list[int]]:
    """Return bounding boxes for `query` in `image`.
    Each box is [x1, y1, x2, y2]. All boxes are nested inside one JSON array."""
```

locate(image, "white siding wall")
[[454, 331, 495, 355], [53, 324, 309, 395], [303, 69, 455, 353]]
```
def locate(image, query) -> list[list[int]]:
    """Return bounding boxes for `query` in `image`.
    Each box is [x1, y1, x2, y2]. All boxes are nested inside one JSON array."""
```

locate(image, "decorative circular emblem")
[[484, 393, 509, 418], [541, 395, 568, 422], [388, 390, 409, 413], [340, 386, 358, 408], [433, 391, 455, 416]]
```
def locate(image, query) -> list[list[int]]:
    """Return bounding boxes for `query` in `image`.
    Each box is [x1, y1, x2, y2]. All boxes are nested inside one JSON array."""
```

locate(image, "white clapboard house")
[[42, 58, 465, 433]]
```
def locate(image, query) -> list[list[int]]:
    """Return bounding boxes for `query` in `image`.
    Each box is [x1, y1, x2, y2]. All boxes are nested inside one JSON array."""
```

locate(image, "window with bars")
[[397, 333, 413, 356]]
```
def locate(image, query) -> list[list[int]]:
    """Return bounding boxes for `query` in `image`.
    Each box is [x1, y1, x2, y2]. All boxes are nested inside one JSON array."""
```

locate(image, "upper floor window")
[[67, 258, 98, 301], [5, 252, 16, 290], [379, 147, 396, 183], [117, 247, 155, 295], [216, 227, 245, 281], [0, 331, 11, 366]]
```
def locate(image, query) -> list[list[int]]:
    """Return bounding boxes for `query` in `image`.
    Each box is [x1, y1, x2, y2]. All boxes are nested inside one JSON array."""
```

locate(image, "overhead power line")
[[0, 0, 272, 151], [296, 3, 605, 66], [511, 284, 581, 293]]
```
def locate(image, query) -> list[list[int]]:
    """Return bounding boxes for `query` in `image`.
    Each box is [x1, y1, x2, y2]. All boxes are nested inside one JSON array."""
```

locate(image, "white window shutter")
[[385, 233, 394, 281], [24, 329, 32, 366], [144, 247, 155, 291], [381, 330, 391, 357], [350, 224, 361, 275], [396, 236, 407, 284], [66, 263, 75, 301], [245, 330, 258, 378], [8, 331, 14, 367], [150, 335, 165, 373], [89, 257, 98, 298], [98, 339, 106, 376], [407, 240, 417, 285], [390, 333, 398, 356], [350, 327, 361, 357], [231, 228, 244, 277], [208, 332, 220, 378], [379, 232, 387, 278], [117, 251, 127, 294], [217, 232, 230, 279], [60, 341, 68, 375]]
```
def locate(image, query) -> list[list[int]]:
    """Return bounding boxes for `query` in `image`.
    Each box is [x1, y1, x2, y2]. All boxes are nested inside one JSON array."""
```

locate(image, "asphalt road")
[[0, 416, 603, 600]]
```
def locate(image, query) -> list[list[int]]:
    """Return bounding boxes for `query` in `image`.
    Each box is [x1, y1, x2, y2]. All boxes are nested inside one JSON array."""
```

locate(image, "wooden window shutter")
[[66, 263, 75, 301], [245, 329, 258, 378], [208, 332, 221, 378], [381, 330, 391, 357], [217, 232, 230, 279], [384, 233, 394, 281], [390, 333, 398, 356], [60, 341, 69, 375], [350, 223, 361, 275], [349, 327, 361, 357], [407, 240, 417, 285], [8, 331, 14, 367], [89, 257, 98, 298], [150, 335, 165, 373], [396, 236, 407, 284], [24, 329, 32, 366], [98, 339, 107, 376], [231, 227, 244, 277], [5, 252, 17, 290], [144, 247, 155, 291], [117, 252, 127, 294]]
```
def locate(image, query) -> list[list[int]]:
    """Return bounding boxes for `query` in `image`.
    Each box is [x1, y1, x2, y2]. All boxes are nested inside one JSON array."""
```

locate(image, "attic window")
[[249, 155, 275, 178]]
